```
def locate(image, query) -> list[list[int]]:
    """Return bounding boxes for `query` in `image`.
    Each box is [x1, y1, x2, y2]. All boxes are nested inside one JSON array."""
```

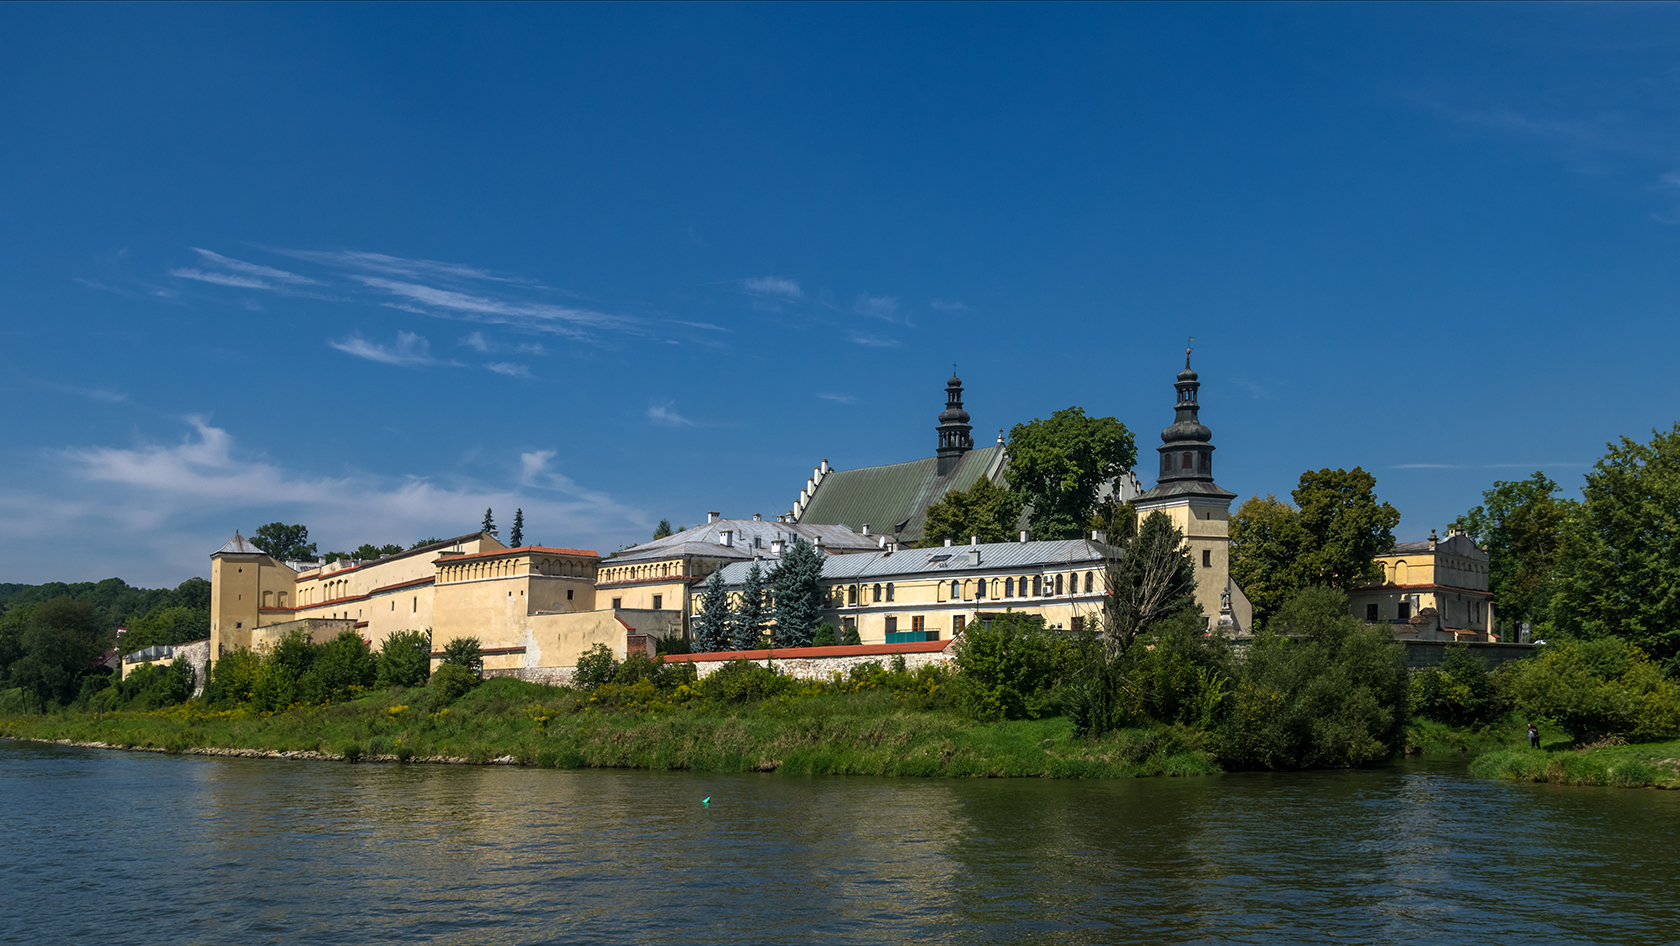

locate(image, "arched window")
[[1182, 451, 1194, 469], [1394, 561, 1408, 584], [885, 583, 895, 602], [873, 583, 882, 602], [991, 579, 1001, 598], [976, 579, 987, 599], [1085, 571, 1094, 593], [1163, 454, 1173, 473], [1005, 578, 1014, 597], [1053, 574, 1062, 595], [951, 580, 961, 599], [848, 585, 858, 605], [1032, 575, 1042, 597], [263, 591, 273, 606]]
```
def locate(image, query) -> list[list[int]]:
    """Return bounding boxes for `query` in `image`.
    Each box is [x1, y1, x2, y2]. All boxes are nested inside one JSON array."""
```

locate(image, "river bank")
[[0, 676, 1222, 778], [1470, 739, 1680, 789]]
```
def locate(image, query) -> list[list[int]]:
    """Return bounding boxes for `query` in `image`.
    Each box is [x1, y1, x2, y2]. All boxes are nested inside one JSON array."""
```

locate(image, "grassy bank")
[[0, 677, 1221, 778], [1470, 739, 1680, 789], [1402, 716, 1552, 759]]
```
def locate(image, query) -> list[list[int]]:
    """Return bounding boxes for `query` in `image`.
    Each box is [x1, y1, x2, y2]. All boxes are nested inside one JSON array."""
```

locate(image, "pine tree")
[[510, 509, 525, 546], [653, 519, 674, 539], [481, 508, 497, 538], [771, 538, 826, 647], [733, 563, 768, 650], [692, 569, 733, 653]]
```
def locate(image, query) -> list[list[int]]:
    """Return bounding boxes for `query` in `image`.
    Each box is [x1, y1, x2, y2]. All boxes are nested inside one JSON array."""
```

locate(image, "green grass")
[[1403, 715, 1551, 758], [0, 677, 1220, 779], [1470, 738, 1680, 789]]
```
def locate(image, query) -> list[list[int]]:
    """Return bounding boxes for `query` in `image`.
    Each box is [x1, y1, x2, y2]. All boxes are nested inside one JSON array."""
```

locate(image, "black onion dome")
[[1162, 419, 1211, 443], [948, 374, 963, 387], [940, 406, 971, 423], [1177, 366, 1198, 382]]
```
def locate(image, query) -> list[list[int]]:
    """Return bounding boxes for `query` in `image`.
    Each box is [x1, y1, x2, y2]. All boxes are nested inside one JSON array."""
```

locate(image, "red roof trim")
[[615, 616, 637, 632], [664, 639, 953, 663]]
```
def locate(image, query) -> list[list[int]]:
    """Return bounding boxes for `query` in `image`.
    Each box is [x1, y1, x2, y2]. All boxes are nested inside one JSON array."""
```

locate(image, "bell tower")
[[1133, 349, 1239, 630], [935, 372, 973, 475]]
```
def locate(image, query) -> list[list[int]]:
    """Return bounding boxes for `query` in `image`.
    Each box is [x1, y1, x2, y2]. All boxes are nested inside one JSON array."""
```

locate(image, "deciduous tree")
[[251, 523, 317, 562], [1006, 407, 1137, 540], [919, 477, 1022, 547], [1452, 472, 1573, 633], [1550, 424, 1680, 661], [1101, 511, 1197, 659]]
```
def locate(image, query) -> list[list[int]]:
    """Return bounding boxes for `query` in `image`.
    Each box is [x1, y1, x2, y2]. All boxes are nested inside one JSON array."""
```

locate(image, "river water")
[[1, 741, 1676, 945]]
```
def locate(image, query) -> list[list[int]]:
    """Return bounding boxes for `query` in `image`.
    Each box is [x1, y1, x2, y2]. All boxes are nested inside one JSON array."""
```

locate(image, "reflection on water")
[[2, 741, 1676, 945]]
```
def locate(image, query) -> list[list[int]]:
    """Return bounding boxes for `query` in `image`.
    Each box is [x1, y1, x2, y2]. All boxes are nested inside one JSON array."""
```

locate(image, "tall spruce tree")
[[771, 538, 826, 647], [481, 508, 497, 538], [510, 509, 525, 546], [692, 569, 733, 653], [733, 563, 768, 650]]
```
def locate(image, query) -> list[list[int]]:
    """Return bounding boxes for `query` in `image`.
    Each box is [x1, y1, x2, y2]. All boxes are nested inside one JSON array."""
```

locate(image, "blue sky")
[[4, 4, 1679, 587]]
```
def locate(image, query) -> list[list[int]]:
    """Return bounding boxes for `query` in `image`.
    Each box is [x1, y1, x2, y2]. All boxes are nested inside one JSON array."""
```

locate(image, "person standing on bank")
[[1528, 722, 1540, 749]]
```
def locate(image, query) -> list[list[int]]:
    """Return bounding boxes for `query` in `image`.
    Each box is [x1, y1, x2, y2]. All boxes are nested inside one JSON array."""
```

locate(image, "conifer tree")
[[510, 509, 525, 546], [481, 508, 497, 538], [653, 519, 674, 540], [771, 538, 826, 647], [692, 569, 733, 653], [733, 563, 768, 651]]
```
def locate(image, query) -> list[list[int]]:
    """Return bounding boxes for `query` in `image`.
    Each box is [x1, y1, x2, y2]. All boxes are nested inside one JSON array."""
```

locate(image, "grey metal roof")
[[213, 533, 264, 556], [1134, 478, 1237, 504], [711, 538, 1109, 588], [794, 445, 1005, 544], [608, 519, 881, 564]]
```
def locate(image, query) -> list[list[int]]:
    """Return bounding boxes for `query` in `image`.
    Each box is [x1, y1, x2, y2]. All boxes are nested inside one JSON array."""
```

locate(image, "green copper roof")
[[795, 445, 1004, 544]]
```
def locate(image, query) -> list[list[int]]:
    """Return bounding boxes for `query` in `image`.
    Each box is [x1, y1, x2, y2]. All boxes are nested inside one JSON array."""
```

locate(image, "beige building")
[[1347, 529, 1495, 641], [207, 530, 685, 674], [704, 536, 1113, 644]]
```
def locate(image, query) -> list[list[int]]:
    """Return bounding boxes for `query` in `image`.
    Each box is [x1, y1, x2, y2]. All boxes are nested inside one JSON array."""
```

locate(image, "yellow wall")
[[1130, 497, 1232, 627]]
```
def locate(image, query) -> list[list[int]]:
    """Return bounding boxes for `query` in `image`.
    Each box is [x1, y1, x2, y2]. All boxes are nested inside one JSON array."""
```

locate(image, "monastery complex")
[[187, 357, 1494, 683]]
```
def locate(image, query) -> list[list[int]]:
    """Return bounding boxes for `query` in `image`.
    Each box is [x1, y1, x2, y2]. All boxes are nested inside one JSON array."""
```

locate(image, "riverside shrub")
[[574, 644, 617, 689], [953, 613, 1080, 721], [703, 659, 791, 703], [427, 663, 479, 707], [1217, 587, 1409, 769], [1410, 644, 1497, 725], [375, 630, 432, 688], [1500, 638, 1680, 743]]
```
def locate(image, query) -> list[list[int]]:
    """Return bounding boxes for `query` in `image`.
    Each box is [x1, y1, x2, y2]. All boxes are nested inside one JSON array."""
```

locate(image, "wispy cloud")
[[328, 331, 443, 367], [849, 332, 900, 348], [353, 275, 626, 338], [817, 392, 858, 404], [32, 380, 128, 403], [460, 331, 492, 352], [929, 299, 968, 312], [271, 248, 525, 284], [485, 362, 533, 379], [855, 295, 903, 323], [190, 248, 320, 285], [169, 268, 275, 290], [647, 401, 695, 427], [671, 320, 728, 332], [744, 276, 803, 299], [1392, 463, 1460, 469]]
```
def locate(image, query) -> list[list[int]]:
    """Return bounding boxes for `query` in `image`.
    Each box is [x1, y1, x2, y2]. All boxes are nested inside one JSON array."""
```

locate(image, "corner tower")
[[935, 373, 974, 475], [1132, 351, 1239, 629]]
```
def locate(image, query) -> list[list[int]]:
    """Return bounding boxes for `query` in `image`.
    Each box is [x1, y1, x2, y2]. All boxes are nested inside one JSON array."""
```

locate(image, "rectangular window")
[[567, 589, 574, 600], [652, 595, 663, 610], [1202, 549, 1211, 568], [952, 615, 965, 635], [885, 616, 897, 634], [611, 597, 622, 609], [413, 596, 417, 612], [1071, 615, 1086, 633], [1366, 603, 1379, 622], [912, 615, 925, 637], [1397, 602, 1411, 621]]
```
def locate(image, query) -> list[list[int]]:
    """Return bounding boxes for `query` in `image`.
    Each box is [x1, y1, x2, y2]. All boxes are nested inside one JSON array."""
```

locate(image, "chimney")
[[814, 535, 824, 549], [1020, 531, 1028, 543], [944, 538, 953, 547], [720, 530, 734, 547], [969, 547, 981, 566], [1092, 530, 1107, 543], [771, 536, 785, 555], [1428, 528, 1438, 551], [708, 511, 720, 524], [970, 535, 979, 546], [877, 535, 886, 549], [753, 512, 762, 521], [862, 523, 870, 536], [821, 459, 830, 474]]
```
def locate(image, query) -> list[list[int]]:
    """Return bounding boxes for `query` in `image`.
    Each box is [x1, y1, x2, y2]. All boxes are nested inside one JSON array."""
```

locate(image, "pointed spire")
[[935, 373, 974, 474]]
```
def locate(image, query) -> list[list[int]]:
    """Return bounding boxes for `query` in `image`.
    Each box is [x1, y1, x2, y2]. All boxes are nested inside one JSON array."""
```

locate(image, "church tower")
[[1132, 351, 1240, 629], [935, 373, 974, 476]]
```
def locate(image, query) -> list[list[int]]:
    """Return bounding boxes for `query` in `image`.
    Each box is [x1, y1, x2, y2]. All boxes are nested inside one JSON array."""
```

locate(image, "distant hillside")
[[0, 577, 210, 631]]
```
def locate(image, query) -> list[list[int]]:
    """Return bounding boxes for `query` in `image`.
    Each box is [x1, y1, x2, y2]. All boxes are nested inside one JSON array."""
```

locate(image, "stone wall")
[[667, 640, 958, 681], [1402, 640, 1538, 671], [483, 666, 576, 687]]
